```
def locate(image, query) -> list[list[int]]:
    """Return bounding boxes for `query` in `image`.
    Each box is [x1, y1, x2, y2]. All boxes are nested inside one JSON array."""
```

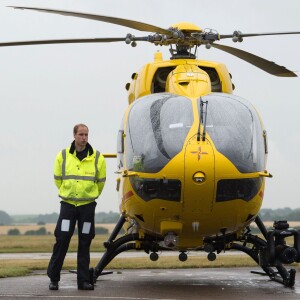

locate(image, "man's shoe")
[[49, 281, 59, 290], [78, 282, 94, 290]]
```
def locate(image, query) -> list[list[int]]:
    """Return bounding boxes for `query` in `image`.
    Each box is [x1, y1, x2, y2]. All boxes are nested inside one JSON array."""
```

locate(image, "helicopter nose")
[[183, 136, 215, 213]]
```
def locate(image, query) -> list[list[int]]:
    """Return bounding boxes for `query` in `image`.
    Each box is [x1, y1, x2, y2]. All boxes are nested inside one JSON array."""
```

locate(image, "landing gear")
[[93, 214, 164, 282], [231, 216, 300, 287], [93, 214, 299, 288]]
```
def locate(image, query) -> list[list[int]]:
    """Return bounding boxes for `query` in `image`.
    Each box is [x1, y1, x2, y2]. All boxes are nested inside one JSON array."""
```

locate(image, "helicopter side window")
[[126, 93, 193, 173], [199, 93, 265, 173]]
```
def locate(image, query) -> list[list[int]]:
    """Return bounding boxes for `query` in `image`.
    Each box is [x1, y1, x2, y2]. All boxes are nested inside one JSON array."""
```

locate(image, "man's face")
[[74, 126, 89, 148]]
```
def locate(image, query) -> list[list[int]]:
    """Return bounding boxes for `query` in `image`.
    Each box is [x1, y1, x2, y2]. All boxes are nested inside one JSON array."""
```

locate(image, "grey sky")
[[0, 0, 299, 215]]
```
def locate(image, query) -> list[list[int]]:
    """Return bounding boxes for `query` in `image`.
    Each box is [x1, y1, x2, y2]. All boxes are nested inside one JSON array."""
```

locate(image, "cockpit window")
[[198, 93, 265, 173], [126, 93, 193, 173]]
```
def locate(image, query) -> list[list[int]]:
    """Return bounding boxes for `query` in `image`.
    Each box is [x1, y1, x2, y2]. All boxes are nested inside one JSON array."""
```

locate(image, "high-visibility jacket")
[[54, 146, 106, 207]]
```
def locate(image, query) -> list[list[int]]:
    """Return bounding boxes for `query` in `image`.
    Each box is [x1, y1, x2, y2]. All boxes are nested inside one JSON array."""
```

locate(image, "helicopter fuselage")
[[116, 53, 268, 250]]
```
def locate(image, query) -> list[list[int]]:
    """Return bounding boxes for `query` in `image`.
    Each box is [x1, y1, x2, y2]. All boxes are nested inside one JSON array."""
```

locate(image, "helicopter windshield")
[[126, 93, 193, 173], [198, 93, 265, 173]]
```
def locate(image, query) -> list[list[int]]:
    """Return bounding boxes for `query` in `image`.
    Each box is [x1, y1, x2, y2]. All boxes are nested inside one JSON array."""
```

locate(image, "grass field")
[[0, 223, 116, 235], [0, 234, 108, 253]]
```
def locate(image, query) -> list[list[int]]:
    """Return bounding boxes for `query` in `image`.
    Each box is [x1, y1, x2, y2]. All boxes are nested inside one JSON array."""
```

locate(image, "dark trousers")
[[47, 201, 96, 284]]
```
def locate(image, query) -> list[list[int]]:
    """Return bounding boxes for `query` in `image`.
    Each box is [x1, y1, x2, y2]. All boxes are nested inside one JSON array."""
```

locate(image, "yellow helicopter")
[[2, 6, 300, 288]]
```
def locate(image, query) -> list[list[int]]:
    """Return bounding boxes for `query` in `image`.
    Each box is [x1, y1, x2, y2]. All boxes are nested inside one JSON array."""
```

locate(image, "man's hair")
[[73, 123, 89, 135]]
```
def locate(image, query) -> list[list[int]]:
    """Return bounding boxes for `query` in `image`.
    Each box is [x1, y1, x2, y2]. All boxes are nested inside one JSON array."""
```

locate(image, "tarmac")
[[0, 267, 299, 300]]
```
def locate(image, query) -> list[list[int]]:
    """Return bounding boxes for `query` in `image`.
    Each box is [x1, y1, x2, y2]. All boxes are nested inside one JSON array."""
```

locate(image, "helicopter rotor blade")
[[211, 43, 297, 77], [0, 37, 131, 47], [8, 6, 172, 35], [220, 31, 300, 39]]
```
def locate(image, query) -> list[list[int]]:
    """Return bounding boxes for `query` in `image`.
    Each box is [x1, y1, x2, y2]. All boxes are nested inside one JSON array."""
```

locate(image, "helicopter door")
[[183, 135, 215, 213]]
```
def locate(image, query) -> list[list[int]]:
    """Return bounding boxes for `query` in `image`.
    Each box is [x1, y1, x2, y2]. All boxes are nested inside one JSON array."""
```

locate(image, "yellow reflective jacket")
[[54, 144, 106, 207]]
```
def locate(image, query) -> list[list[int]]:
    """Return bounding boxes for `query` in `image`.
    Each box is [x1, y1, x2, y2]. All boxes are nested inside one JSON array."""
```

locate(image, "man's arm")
[[97, 155, 106, 196], [54, 151, 63, 189]]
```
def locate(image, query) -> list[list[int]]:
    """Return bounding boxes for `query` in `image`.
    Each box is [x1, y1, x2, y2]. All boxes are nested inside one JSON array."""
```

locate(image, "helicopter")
[[2, 6, 300, 288]]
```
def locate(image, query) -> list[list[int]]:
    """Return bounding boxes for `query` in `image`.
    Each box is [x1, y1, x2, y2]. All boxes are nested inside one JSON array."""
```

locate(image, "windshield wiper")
[[197, 98, 208, 141]]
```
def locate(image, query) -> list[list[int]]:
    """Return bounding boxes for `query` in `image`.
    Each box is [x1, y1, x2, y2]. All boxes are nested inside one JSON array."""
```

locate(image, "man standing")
[[47, 124, 106, 291]]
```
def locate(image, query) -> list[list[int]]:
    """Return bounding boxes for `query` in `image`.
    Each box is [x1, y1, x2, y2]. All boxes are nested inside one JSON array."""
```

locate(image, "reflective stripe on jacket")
[[54, 147, 106, 206]]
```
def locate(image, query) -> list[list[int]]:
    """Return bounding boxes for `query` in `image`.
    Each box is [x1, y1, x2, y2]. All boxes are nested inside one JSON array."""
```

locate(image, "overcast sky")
[[0, 0, 299, 215]]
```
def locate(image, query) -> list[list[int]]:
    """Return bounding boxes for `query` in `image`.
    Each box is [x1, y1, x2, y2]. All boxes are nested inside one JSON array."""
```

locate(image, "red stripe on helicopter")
[[123, 190, 134, 202], [259, 191, 264, 198]]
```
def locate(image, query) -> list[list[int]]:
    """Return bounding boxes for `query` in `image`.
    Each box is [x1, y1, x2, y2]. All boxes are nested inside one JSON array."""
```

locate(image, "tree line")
[[7, 226, 109, 236], [0, 210, 120, 225], [259, 207, 300, 222], [1, 208, 300, 226]]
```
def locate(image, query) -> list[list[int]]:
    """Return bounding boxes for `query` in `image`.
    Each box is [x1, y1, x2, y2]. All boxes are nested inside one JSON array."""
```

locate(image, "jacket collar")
[[69, 140, 94, 156]]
